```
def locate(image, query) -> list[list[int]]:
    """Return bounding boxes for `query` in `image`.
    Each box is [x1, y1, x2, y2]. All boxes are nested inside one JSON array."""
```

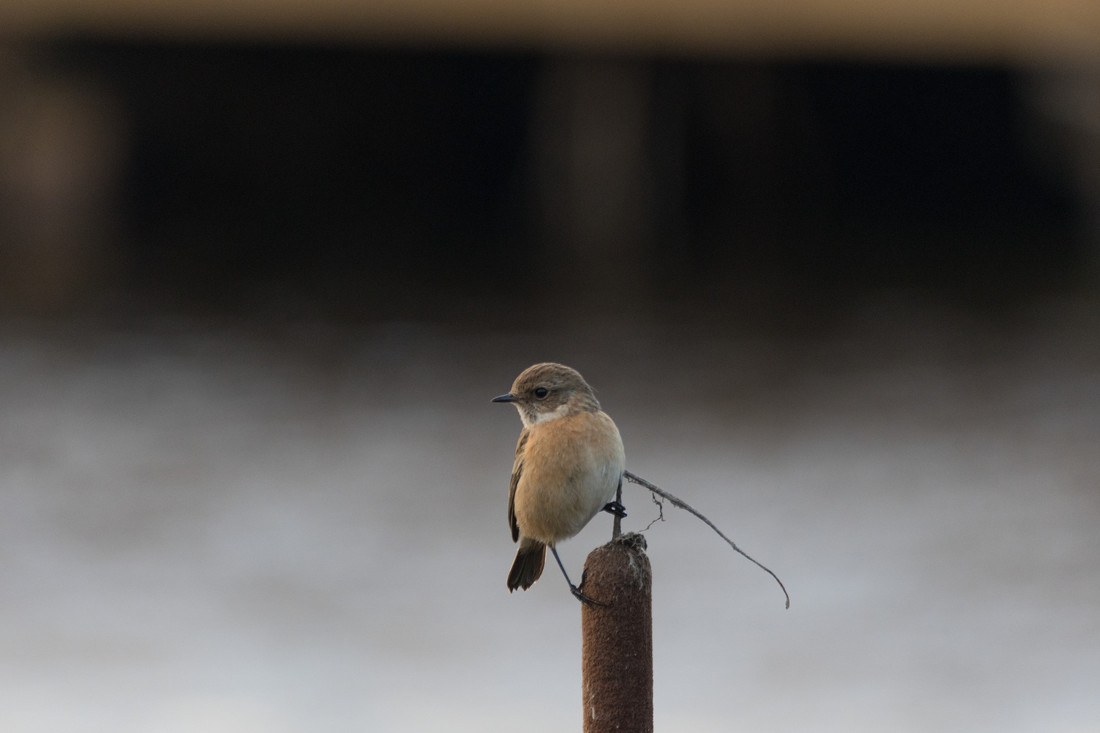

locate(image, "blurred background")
[[1, 1, 1098, 731]]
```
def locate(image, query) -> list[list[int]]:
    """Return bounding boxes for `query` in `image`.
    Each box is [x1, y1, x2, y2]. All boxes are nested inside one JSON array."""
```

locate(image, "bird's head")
[[492, 362, 600, 428]]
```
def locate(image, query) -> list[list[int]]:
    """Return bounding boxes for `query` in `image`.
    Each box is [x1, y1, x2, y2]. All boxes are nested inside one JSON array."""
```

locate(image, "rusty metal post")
[[580, 532, 653, 733]]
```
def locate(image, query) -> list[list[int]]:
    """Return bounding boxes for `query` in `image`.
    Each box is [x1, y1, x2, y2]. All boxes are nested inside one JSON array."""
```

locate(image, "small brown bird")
[[492, 363, 626, 603]]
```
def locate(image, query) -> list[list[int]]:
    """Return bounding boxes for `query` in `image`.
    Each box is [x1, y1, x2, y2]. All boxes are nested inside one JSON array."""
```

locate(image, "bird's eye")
[[533, 387, 549, 399]]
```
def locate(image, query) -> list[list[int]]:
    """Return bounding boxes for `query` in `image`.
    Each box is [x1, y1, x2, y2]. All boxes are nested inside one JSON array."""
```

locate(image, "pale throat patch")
[[522, 401, 571, 427]]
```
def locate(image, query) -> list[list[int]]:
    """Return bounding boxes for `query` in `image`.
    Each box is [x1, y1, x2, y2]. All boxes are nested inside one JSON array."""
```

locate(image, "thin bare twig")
[[643, 492, 665, 532], [624, 470, 790, 609]]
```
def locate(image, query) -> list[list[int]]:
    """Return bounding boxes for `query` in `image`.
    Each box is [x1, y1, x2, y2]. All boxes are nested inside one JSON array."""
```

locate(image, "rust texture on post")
[[581, 532, 653, 733]]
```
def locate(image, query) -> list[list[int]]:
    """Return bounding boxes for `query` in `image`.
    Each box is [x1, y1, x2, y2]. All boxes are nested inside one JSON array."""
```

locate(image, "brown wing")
[[507, 429, 529, 543]]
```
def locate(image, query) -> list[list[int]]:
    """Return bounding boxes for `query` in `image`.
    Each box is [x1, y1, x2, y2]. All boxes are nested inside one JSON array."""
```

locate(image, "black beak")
[[491, 393, 516, 403]]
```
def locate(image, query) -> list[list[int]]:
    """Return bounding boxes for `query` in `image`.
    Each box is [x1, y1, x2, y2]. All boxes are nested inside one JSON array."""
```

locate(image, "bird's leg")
[[550, 545, 608, 607]]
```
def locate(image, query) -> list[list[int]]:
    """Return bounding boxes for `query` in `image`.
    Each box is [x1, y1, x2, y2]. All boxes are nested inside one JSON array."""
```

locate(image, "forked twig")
[[643, 492, 666, 531], [624, 470, 790, 609]]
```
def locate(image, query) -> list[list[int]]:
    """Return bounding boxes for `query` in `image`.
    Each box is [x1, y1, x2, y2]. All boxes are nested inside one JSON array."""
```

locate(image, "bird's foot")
[[602, 501, 627, 518], [569, 568, 609, 607], [570, 583, 609, 607]]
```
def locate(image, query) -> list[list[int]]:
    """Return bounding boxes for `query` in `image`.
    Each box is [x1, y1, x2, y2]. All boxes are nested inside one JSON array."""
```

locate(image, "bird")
[[492, 362, 627, 604]]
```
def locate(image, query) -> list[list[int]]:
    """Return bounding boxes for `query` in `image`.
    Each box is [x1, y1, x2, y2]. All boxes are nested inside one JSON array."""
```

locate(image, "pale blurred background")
[[1, 2, 1099, 732]]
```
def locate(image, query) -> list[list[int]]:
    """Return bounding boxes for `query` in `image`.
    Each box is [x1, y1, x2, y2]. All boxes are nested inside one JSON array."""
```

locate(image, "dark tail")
[[507, 539, 546, 591]]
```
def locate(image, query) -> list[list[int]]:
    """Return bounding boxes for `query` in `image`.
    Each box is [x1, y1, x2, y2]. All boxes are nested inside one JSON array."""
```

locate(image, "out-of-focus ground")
[[1, 288, 1097, 732]]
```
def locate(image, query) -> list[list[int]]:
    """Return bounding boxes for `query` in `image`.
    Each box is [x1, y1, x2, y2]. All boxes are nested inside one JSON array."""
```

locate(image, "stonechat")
[[492, 362, 627, 604]]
